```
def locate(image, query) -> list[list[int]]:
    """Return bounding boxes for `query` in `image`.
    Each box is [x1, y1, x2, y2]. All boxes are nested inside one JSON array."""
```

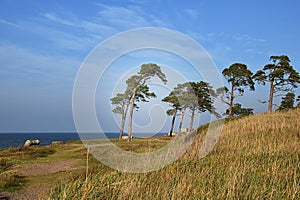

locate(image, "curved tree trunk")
[[178, 107, 186, 132], [119, 114, 126, 139], [189, 109, 195, 132], [127, 88, 136, 142], [119, 102, 130, 139], [169, 108, 177, 137]]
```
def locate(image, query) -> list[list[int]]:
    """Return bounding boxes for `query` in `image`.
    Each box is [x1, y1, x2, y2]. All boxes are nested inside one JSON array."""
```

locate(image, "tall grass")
[[0, 145, 57, 193], [47, 109, 300, 199], [0, 158, 26, 192]]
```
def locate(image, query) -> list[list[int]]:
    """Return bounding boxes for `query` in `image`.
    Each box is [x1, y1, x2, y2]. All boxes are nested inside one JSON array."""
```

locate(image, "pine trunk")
[[169, 109, 177, 137], [127, 89, 136, 142], [119, 101, 130, 139], [119, 115, 125, 139], [178, 107, 186, 132], [268, 81, 274, 112], [189, 109, 195, 132], [229, 83, 235, 117]]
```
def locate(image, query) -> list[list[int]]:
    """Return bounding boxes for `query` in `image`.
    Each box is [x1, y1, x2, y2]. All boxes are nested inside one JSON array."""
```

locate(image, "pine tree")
[[254, 55, 300, 112], [276, 92, 296, 111]]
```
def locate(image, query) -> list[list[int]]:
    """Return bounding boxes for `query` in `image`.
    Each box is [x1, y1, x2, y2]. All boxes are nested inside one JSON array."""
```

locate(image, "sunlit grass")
[[46, 109, 300, 199]]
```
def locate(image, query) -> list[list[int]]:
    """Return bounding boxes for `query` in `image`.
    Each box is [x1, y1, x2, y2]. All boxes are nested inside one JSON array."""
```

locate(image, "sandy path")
[[18, 159, 81, 176], [5, 159, 84, 200]]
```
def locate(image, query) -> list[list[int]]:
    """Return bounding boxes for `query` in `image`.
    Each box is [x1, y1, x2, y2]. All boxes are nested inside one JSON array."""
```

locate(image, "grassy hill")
[[48, 109, 299, 199], [1, 109, 299, 199]]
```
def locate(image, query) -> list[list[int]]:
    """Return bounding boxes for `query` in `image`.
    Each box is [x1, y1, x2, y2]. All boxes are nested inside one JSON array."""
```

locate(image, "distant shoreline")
[[0, 132, 167, 149]]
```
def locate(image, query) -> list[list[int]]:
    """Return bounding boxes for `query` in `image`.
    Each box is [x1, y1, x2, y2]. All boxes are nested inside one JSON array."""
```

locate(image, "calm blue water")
[[0, 132, 119, 149], [0, 132, 166, 149]]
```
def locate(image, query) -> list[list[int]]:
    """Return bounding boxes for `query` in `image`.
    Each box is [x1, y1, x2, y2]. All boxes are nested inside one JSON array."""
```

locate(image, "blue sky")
[[0, 0, 300, 132]]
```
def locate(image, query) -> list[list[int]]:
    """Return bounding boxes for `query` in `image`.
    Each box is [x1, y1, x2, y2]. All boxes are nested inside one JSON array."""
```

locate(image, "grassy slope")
[[48, 109, 300, 200], [0, 138, 170, 198], [0, 141, 87, 195], [1, 109, 299, 199]]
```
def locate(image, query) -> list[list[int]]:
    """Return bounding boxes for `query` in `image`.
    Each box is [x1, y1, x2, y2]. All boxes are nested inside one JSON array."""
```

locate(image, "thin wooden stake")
[[85, 147, 89, 184]]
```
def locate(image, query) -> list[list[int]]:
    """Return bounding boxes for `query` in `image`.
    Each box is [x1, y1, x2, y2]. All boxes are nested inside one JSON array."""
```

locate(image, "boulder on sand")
[[23, 139, 40, 148]]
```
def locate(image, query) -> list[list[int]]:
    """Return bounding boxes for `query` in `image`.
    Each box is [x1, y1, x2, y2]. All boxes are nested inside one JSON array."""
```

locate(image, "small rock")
[[51, 141, 64, 145]]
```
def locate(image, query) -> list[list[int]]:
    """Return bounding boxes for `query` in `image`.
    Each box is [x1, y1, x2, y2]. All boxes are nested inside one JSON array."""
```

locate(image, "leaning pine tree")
[[126, 63, 167, 141], [175, 83, 191, 133], [111, 85, 156, 139], [254, 55, 300, 112], [187, 81, 217, 132], [110, 92, 131, 139], [162, 94, 180, 137]]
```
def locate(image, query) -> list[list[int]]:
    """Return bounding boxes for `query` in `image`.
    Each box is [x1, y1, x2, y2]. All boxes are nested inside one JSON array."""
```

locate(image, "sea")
[[0, 132, 167, 149]]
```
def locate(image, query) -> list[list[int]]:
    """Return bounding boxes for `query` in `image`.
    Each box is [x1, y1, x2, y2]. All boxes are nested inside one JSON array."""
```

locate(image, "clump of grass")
[[0, 146, 56, 194], [25, 148, 56, 158], [111, 138, 170, 153], [0, 158, 26, 193], [0, 170, 26, 193], [0, 158, 13, 173], [47, 109, 300, 199], [1, 146, 56, 160]]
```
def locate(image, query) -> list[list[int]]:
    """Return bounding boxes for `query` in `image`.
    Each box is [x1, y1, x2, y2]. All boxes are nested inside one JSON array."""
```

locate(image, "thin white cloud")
[[0, 18, 20, 28], [95, 3, 151, 28], [42, 12, 77, 26], [232, 33, 266, 43], [29, 3, 170, 51], [0, 44, 80, 91], [42, 11, 115, 33], [184, 9, 199, 18], [42, 3, 163, 31]]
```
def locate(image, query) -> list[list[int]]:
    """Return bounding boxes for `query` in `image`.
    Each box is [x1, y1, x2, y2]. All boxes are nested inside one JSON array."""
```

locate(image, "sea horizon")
[[0, 132, 167, 149]]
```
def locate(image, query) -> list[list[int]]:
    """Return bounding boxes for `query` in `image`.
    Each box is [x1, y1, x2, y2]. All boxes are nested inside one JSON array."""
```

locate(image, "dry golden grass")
[[48, 109, 300, 200]]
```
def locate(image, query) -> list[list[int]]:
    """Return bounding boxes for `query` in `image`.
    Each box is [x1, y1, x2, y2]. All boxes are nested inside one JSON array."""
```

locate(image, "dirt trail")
[[2, 145, 86, 200], [18, 159, 81, 176], [4, 159, 80, 200], [4, 159, 83, 200]]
